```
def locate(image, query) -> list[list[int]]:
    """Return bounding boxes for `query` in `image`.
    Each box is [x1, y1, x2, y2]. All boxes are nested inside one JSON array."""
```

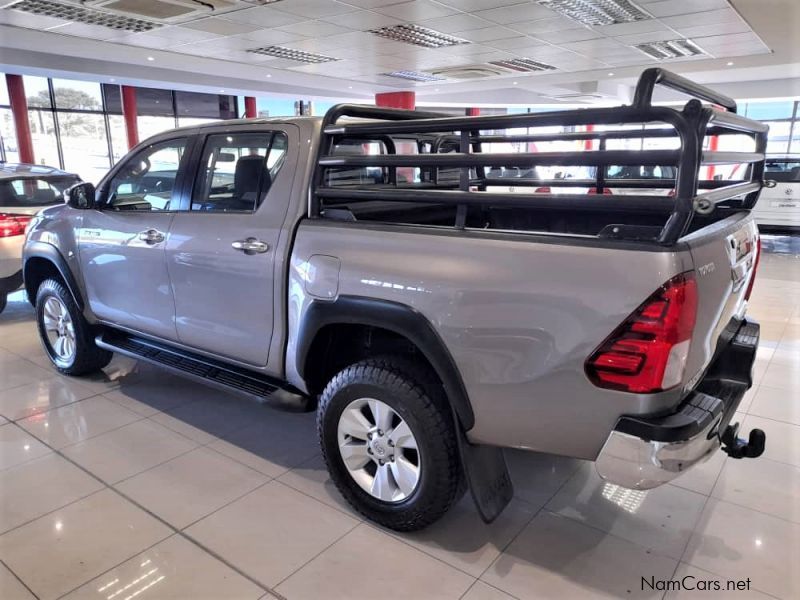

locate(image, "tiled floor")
[[1, 236, 798, 600]]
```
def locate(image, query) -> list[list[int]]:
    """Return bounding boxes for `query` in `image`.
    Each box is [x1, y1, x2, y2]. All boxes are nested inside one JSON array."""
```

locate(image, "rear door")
[[165, 124, 297, 366], [754, 158, 800, 228]]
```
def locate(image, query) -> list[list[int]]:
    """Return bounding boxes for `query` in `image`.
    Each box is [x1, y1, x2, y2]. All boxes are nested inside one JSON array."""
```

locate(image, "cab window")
[[191, 132, 287, 212], [765, 160, 800, 182], [106, 139, 187, 211]]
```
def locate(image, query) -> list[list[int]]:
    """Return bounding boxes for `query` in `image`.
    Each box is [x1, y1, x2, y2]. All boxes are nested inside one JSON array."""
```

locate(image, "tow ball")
[[721, 422, 766, 459]]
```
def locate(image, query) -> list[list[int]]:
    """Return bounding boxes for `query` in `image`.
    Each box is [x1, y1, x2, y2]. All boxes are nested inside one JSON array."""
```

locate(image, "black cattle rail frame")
[[312, 68, 769, 245]]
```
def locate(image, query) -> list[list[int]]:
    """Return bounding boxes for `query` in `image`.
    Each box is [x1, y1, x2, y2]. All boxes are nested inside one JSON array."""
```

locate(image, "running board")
[[95, 330, 311, 411]]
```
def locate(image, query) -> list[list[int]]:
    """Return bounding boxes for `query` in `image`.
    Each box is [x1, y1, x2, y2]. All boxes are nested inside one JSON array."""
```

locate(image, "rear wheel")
[[318, 357, 462, 531], [35, 278, 111, 375]]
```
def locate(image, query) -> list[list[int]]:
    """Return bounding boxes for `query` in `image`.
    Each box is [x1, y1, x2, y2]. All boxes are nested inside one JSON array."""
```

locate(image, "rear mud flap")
[[457, 429, 514, 523]]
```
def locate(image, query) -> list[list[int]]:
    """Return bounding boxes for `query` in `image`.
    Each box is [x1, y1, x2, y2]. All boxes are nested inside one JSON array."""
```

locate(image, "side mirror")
[[65, 182, 95, 209]]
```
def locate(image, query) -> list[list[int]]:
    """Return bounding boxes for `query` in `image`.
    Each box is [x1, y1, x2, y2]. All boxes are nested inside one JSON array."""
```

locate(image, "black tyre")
[[318, 356, 462, 531], [0, 293, 6, 314], [35, 278, 112, 376]]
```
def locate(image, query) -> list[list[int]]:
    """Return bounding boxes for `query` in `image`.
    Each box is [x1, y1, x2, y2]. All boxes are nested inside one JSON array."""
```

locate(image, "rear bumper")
[[596, 319, 760, 490]]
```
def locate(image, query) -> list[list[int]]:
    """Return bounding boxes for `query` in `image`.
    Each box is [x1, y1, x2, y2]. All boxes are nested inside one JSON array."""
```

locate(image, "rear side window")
[[0, 176, 79, 207], [192, 132, 288, 212], [765, 160, 800, 182]]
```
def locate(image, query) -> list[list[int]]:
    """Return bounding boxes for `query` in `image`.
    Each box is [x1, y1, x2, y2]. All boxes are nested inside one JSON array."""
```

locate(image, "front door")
[[165, 126, 295, 366], [78, 137, 189, 340]]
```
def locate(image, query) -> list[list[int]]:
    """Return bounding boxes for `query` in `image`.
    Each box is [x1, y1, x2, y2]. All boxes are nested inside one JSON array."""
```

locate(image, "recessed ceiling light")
[[513, 81, 518, 85], [635, 39, 704, 60], [383, 70, 445, 82], [434, 88, 440, 92], [489, 58, 556, 72], [539, 0, 652, 27], [110, 78, 116, 82], [608, 72, 615, 76], [219, 89, 225, 93], [369, 24, 469, 48], [246, 46, 338, 63], [727, 61, 734, 66], [266, 74, 272, 78], [347, 85, 353, 89], [147, 56, 154, 61]]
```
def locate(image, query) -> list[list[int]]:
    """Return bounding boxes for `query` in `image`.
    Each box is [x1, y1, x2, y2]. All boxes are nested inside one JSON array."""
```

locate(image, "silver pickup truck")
[[22, 69, 768, 531]]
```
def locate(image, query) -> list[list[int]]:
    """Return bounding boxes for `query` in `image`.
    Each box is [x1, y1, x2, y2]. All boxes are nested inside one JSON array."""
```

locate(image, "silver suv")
[[22, 69, 768, 530]]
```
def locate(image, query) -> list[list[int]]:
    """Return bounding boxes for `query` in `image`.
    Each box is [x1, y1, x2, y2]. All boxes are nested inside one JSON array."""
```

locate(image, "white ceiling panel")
[[276, 20, 351, 38], [437, 0, 531, 10], [593, 19, 671, 37], [112, 33, 180, 49], [416, 13, 490, 34], [510, 16, 584, 35], [0, 9, 68, 30], [157, 26, 223, 43], [221, 7, 305, 28], [236, 28, 305, 45], [341, 0, 415, 8], [567, 37, 631, 55], [534, 27, 604, 44], [693, 31, 765, 50], [487, 35, 547, 50], [613, 29, 683, 46], [644, 0, 732, 18], [659, 8, 742, 29], [474, 3, 559, 25], [46, 22, 120, 41], [181, 17, 260, 36], [674, 20, 750, 39], [602, 53, 657, 66], [269, 0, 358, 19], [373, 1, 459, 22], [321, 10, 403, 30], [453, 25, 521, 43]]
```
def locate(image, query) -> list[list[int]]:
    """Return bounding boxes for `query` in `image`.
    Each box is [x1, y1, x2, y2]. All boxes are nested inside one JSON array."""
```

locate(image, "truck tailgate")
[[680, 212, 759, 388]]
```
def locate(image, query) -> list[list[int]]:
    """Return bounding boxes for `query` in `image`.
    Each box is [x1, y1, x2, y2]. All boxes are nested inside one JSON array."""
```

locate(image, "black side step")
[[96, 330, 310, 410]]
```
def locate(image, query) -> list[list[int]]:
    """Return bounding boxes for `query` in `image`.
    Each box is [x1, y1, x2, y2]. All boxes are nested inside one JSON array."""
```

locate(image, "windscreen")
[[764, 159, 800, 182], [0, 176, 79, 208]]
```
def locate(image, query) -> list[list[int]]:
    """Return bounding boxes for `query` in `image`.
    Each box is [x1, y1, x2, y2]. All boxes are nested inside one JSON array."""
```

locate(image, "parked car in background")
[[753, 155, 800, 230], [0, 163, 81, 313]]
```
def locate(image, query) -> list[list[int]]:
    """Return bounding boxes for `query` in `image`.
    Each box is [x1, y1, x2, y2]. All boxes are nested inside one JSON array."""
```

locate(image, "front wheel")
[[35, 278, 112, 376], [318, 357, 462, 531]]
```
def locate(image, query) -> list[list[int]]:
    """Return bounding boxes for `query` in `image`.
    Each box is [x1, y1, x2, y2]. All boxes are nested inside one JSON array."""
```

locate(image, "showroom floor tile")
[[0, 238, 798, 599]]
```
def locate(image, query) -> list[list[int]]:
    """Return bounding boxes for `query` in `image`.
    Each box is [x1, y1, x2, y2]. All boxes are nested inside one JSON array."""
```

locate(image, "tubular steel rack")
[[312, 68, 768, 245]]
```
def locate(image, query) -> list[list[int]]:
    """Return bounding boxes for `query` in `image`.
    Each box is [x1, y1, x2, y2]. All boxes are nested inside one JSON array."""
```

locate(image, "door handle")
[[232, 237, 270, 255], [137, 229, 165, 244]]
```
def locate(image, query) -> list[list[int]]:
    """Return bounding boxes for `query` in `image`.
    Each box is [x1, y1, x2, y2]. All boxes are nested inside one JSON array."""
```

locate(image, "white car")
[[1, 163, 81, 313], [752, 156, 800, 230]]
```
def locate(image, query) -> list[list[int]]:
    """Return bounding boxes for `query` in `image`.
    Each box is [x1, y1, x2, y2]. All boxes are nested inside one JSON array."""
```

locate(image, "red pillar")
[[466, 107, 480, 116], [584, 124, 594, 151], [121, 85, 139, 149], [5, 74, 35, 164], [375, 91, 415, 110], [244, 96, 257, 118]]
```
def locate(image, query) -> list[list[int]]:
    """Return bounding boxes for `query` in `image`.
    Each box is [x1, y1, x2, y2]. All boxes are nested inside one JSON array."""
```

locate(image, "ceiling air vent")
[[488, 58, 556, 72], [431, 65, 510, 80], [6, 0, 160, 32], [246, 46, 338, 63], [382, 71, 445, 82], [636, 39, 705, 60], [369, 24, 469, 48], [539, 0, 651, 26]]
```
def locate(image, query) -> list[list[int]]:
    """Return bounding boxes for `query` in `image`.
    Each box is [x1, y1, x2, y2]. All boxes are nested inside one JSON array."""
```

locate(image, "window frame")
[[98, 135, 194, 213], [187, 129, 288, 215]]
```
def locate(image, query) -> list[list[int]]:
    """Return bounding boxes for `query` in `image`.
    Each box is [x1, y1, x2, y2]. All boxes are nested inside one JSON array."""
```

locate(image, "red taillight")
[[586, 273, 698, 393], [588, 187, 613, 195], [534, 186, 551, 193], [744, 236, 761, 301], [0, 213, 33, 238]]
